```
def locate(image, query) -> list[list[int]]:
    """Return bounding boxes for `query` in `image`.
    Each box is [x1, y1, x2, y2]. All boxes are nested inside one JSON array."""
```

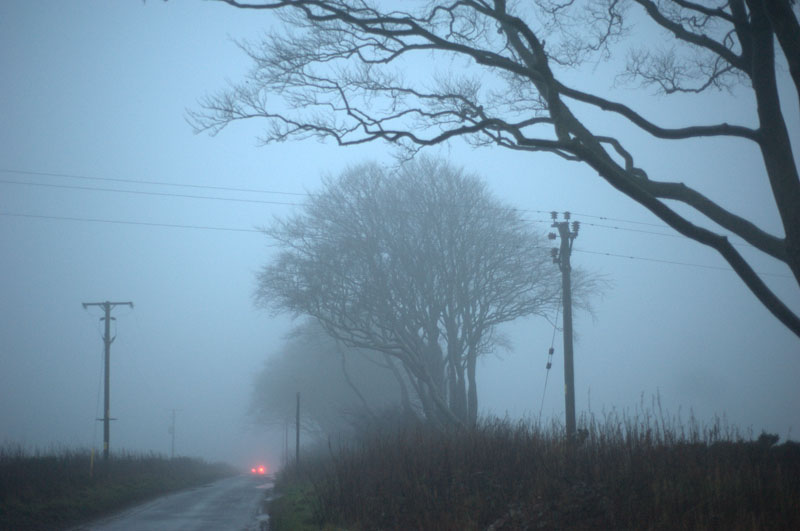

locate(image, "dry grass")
[[0, 446, 236, 530], [271, 407, 800, 530]]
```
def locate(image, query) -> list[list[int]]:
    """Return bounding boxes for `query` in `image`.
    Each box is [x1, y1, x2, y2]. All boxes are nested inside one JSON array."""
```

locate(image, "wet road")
[[73, 474, 272, 531]]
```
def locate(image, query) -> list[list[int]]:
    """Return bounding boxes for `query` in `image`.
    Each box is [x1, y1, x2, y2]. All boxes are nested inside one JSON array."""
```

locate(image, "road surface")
[[73, 474, 272, 531]]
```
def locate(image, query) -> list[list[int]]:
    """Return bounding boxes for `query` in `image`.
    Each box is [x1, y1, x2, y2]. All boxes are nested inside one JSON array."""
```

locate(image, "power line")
[[3, 211, 793, 292], [570, 211, 667, 228], [521, 216, 754, 248], [0, 211, 263, 233], [0, 168, 766, 251], [3, 176, 691, 242], [579, 221, 686, 239], [0, 168, 777, 259], [0, 168, 307, 197], [2, 210, 790, 278], [574, 248, 792, 279], [581, 221, 755, 250], [7, 176, 565, 227], [0, 179, 303, 207], [0, 167, 678, 231]]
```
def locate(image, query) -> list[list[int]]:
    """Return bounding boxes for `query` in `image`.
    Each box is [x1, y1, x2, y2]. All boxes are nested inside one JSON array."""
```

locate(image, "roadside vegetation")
[[0, 447, 237, 530], [269, 408, 800, 530]]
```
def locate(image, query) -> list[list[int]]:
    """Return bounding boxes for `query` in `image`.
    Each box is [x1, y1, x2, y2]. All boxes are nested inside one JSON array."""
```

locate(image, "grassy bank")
[[269, 411, 800, 530], [0, 447, 237, 530]]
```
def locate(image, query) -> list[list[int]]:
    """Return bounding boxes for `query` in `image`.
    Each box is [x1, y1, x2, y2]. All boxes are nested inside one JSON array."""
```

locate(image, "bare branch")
[[631, 0, 745, 71], [200, 0, 800, 337], [555, 82, 759, 140]]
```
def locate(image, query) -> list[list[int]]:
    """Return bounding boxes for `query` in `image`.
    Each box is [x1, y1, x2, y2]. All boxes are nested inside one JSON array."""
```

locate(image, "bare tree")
[[191, 0, 800, 337], [255, 158, 562, 427]]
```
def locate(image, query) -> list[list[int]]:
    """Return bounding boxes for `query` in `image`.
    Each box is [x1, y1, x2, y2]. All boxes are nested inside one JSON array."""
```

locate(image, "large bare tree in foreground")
[[255, 158, 563, 427], [192, 0, 800, 337]]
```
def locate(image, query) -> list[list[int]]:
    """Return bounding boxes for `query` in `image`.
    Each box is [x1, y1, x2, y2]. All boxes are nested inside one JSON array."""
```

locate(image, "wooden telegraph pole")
[[169, 409, 182, 459], [295, 391, 301, 468], [82, 300, 133, 460], [549, 212, 579, 439]]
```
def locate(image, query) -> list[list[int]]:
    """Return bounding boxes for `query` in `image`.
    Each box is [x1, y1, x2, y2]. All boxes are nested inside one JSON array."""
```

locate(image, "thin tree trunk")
[[467, 345, 478, 427], [338, 346, 375, 419], [384, 354, 415, 417]]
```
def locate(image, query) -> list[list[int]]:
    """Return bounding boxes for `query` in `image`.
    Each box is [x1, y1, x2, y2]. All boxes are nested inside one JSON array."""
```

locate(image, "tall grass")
[[0, 446, 236, 530], [270, 408, 800, 530]]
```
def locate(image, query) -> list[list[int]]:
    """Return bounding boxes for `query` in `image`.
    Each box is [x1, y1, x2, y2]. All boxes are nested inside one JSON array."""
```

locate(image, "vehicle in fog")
[[250, 465, 267, 475]]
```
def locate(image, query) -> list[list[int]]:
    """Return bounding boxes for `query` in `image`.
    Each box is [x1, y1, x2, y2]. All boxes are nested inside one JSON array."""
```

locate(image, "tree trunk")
[[339, 347, 375, 419], [445, 317, 467, 422], [385, 354, 416, 418], [747, 0, 800, 287], [409, 373, 439, 428], [466, 344, 478, 427]]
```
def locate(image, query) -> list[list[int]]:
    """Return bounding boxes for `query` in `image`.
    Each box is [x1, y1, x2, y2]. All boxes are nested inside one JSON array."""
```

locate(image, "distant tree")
[[250, 319, 411, 441], [255, 157, 564, 427], [192, 0, 800, 338]]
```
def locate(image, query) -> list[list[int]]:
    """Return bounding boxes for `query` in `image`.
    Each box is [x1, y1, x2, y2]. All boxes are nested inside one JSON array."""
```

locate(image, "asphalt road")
[[73, 474, 272, 531]]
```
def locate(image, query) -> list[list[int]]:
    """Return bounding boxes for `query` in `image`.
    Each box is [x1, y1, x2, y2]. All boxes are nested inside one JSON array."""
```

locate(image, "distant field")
[[269, 411, 800, 530], [0, 447, 237, 530]]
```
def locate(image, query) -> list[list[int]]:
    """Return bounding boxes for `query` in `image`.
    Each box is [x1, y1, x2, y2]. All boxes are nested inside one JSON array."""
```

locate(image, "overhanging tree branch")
[[567, 139, 800, 337], [200, 0, 800, 338], [555, 83, 760, 141]]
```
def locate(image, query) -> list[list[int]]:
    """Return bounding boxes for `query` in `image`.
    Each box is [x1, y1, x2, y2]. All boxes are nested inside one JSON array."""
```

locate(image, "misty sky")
[[1, 1, 798, 469]]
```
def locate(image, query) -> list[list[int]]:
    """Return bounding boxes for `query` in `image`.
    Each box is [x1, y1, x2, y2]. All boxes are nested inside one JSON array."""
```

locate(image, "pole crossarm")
[[82, 301, 135, 310]]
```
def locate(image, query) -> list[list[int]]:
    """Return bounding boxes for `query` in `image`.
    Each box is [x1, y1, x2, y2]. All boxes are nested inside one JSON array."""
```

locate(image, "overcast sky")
[[1, 1, 798, 469]]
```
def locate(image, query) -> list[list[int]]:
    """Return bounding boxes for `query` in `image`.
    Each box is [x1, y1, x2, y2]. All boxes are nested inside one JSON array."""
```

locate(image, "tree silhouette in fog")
[[250, 320, 410, 441], [256, 158, 563, 427]]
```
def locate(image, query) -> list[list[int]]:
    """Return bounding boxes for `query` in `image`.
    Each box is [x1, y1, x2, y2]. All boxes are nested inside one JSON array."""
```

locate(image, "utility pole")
[[168, 409, 181, 459], [549, 212, 579, 439], [283, 418, 289, 468], [82, 300, 133, 460], [295, 391, 301, 469]]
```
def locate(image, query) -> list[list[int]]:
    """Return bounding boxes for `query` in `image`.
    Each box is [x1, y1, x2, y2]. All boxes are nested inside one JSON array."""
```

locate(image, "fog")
[[1, 1, 798, 470]]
